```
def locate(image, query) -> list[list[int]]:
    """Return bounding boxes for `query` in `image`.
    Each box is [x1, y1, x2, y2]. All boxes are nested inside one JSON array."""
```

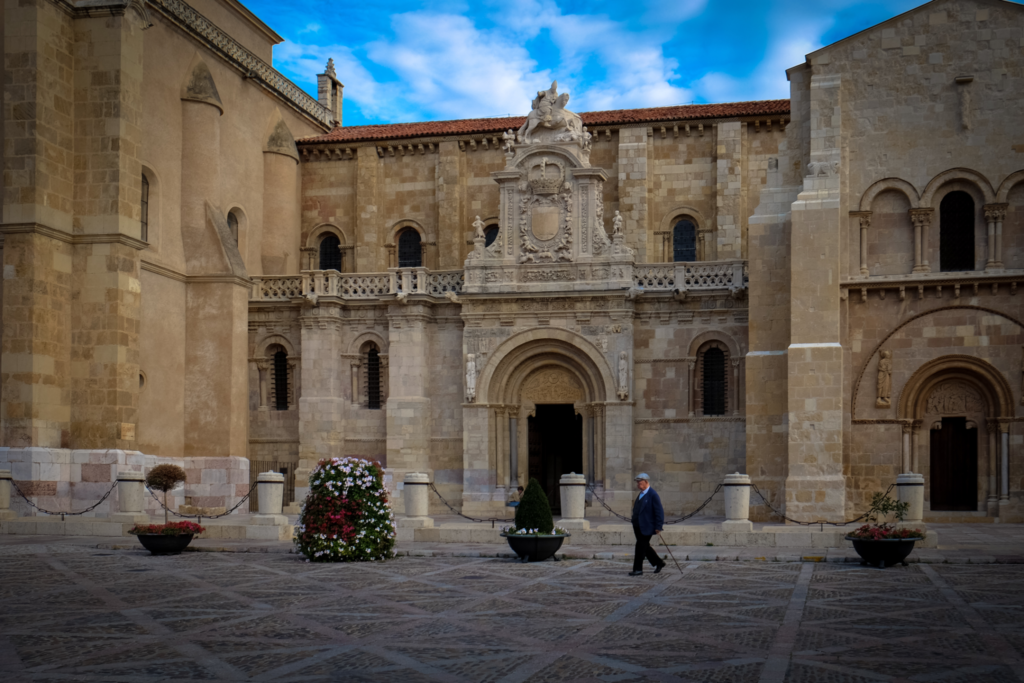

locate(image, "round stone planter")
[[501, 533, 569, 562], [135, 534, 195, 556], [845, 536, 923, 568]]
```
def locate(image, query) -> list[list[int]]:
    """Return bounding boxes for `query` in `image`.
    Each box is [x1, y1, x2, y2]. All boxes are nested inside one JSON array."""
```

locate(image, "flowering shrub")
[[294, 457, 396, 562], [846, 492, 925, 540], [129, 521, 206, 536], [501, 524, 569, 536]]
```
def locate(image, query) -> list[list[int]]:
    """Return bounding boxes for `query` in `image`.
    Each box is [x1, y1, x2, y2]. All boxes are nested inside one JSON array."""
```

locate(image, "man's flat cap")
[[634, 473, 650, 482]]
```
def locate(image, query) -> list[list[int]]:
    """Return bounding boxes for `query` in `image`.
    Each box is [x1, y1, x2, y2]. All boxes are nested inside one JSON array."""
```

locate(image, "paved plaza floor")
[[2, 538, 1024, 682]]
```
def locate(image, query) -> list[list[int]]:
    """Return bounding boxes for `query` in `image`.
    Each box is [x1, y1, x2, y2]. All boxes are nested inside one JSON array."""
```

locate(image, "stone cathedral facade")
[[2, 0, 1024, 524]]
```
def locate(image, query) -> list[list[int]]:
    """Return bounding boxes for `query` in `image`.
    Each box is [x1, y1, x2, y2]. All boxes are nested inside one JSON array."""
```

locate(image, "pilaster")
[[385, 303, 433, 477], [356, 146, 382, 271], [715, 121, 747, 260], [436, 141, 465, 269], [617, 127, 650, 262]]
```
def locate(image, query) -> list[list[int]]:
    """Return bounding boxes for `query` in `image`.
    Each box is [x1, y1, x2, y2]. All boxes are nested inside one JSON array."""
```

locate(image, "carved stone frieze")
[[520, 368, 583, 404], [926, 380, 985, 415]]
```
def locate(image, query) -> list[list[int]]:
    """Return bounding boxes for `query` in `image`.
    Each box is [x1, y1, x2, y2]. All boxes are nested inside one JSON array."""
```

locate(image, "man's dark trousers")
[[632, 523, 661, 571], [631, 486, 665, 572]]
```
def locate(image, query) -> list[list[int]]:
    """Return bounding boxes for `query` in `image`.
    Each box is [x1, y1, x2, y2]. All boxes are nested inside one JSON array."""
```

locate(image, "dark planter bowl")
[[136, 534, 195, 555], [501, 533, 569, 562], [845, 536, 923, 568]]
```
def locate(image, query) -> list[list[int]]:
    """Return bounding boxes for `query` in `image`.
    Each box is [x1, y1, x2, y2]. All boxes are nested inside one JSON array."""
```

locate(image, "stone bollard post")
[[110, 471, 148, 525], [0, 468, 15, 520], [250, 471, 289, 527], [721, 472, 753, 532], [557, 472, 589, 530], [400, 473, 434, 528], [257, 472, 285, 515], [896, 472, 925, 524]]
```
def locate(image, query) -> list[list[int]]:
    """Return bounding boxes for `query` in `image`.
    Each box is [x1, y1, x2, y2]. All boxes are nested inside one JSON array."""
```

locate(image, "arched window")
[[227, 210, 240, 245], [484, 224, 499, 248], [141, 174, 150, 242], [319, 234, 342, 271], [940, 191, 975, 272], [673, 219, 697, 262], [398, 229, 422, 268], [366, 346, 381, 409], [701, 347, 726, 416], [273, 349, 289, 410]]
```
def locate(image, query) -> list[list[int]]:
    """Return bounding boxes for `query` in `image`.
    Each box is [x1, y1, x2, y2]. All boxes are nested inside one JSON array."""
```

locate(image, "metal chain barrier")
[[9, 478, 119, 522], [586, 483, 725, 525], [749, 482, 896, 530], [427, 483, 508, 528], [145, 479, 260, 524]]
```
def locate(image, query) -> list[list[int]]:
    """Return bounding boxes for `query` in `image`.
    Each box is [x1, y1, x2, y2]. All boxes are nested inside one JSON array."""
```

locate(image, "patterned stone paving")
[[1, 545, 1023, 682]]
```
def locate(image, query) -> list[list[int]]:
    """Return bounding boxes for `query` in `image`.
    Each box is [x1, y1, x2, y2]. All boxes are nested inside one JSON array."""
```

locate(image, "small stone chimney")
[[317, 58, 343, 126]]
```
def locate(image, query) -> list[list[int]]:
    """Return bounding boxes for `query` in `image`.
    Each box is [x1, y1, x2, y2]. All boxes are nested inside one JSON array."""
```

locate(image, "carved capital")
[[255, 358, 271, 371], [984, 203, 1009, 222], [850, 211, 872, 229], [909, 208, 933, 228]]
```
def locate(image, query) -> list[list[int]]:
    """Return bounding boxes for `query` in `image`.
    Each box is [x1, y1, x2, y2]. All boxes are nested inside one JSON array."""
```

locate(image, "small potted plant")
[[131, 464, 203, 555], [500, 478, 570, 562], [845, 491, 925, 568], [129, 520, 206, 555]]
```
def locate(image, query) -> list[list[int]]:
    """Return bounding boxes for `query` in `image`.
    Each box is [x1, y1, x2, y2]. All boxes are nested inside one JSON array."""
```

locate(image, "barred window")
[[398, 229, 422, 268], [673, 219, 696, 262], [141, 175, 150, 242], [940, 191, 975, 272], [702, 347, 726, 416], [366, 347, 381, 409], [319, 234, 342, 271], [273, 350, 289, 410]]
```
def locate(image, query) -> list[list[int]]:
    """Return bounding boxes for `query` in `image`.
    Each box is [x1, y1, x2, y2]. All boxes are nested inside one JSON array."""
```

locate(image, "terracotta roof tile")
[[298, 99, 790, 145]]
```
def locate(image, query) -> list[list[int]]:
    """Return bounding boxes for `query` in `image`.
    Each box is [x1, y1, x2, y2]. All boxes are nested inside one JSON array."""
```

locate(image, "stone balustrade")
[[251, 261, 748, 302]]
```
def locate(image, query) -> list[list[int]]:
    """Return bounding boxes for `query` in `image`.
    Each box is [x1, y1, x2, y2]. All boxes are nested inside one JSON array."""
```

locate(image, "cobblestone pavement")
[[2, 543, 1024, 682]]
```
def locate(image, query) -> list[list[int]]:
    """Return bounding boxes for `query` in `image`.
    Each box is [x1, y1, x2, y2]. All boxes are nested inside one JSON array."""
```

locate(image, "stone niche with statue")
[[463, 81, 634, 294]]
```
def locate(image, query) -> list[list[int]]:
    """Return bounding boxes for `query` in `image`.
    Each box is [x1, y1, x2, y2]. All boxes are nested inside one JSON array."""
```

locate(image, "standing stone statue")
[[612, 210, 623, 236], [876, 349, 893, 408], [473, 216, 486, 240], [502, 129, 516, 154], [466, 353, 477, 403], [618, 351, 629, 400]]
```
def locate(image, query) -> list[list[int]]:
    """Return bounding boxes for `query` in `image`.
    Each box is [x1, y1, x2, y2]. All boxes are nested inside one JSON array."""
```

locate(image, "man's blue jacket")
[[631, 487, 665, 536]]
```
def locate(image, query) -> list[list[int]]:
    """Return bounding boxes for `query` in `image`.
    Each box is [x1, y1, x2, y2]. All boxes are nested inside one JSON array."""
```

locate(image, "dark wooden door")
[[527, 405, 583, 515], [930, 417, 978, 511]]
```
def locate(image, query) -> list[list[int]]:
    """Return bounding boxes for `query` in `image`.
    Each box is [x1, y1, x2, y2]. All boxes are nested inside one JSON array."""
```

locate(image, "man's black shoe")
[[628, 570, 643, 576], [653, 562, 666, 574]]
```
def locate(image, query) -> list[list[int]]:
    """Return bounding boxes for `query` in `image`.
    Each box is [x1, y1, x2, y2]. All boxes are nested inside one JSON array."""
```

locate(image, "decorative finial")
[[325, 58, 336, 78]]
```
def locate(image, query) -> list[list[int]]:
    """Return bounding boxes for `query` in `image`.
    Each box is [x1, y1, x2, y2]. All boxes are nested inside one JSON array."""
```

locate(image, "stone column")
[[722, 472, 753, 531], [901, 422, 913, 473], [731, 358, 741, 416], [852, 212, 871, 276], [557, 473, 589, 529], [987, 419, 999, 516], [261, 114, 301, 274], [114, 471, 146, 518], [509, 408, 519, 490], [785, 72, 846, 521], [350, 359, 361, 407], [911, 421, 922, 473], [1000, 421, 1010, 511], [401, 472, 433, 528], [985, 204, 1008, 270], [386, 304, 433, 497], [910, 209, 932, 273], [896, 472, 925, 524], [0, 469, 15, 521], [494, 406, 507, 496], [295, 303, 345, 502], [617, 126, 651, 261], [687, 359, 696, 417], [256, 359, 270, 410]]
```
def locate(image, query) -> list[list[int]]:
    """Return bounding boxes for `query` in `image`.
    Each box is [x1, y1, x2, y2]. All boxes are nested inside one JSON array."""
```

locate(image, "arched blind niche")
[[398, 229, 422, 268], [673, 219, 697, 262], [319, 234, 342, 271], [940, 191, 976, 272]]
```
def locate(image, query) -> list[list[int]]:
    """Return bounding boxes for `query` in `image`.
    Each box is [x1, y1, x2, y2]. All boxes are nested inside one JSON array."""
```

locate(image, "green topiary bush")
[[514, 478, 554, 534], [294, 457, 396, 562], [145, 464, 187, 524]]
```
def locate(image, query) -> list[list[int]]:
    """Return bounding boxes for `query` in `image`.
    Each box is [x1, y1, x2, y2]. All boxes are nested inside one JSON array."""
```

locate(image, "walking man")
[[629, 473, 666, 576]]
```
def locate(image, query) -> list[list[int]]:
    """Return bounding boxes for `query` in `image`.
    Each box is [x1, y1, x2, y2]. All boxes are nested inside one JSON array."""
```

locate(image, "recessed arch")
[[388, 219, 428, 244], [858, 177, 921, 212], [479, 328, 615, 405], [305, 222, 351, 249], [255, 334, 296, 358], [996, 170, 1024, 203], [921, 168, 996, 208], [349, 331, 388, 355], [898, 355, 1014, 421], [688, 330, 741, 359]]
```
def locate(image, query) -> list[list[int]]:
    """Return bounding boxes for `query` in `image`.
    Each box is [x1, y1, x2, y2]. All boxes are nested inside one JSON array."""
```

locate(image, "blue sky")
[[244, 0, 928, 126]]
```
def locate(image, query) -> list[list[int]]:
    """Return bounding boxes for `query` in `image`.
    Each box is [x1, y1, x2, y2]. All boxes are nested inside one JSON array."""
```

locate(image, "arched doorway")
[[461, 330, 624, 518], [899, 356, 1015, 519]]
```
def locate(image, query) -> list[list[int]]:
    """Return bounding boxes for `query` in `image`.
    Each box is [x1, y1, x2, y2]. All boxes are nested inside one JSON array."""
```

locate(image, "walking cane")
[[656, 531, 684, 575]]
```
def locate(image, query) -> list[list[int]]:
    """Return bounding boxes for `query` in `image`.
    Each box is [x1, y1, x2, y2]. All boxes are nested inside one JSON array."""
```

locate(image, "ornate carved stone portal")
[[926, 380, 985, 415], [520, 368, 583, 405]]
